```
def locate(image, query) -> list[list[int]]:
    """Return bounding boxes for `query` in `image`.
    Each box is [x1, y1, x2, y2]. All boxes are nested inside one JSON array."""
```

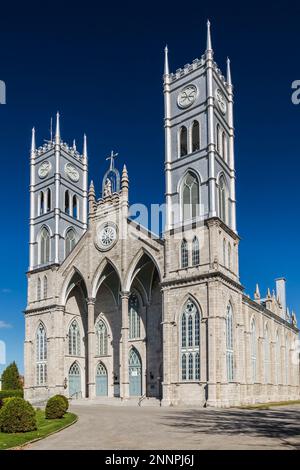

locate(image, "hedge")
[[0, 389, 24, 399], [0, 397, 37, 433]]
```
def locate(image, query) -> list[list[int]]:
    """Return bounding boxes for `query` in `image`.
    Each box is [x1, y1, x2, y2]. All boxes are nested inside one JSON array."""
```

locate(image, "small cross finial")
[[106, 150, 118, 170]]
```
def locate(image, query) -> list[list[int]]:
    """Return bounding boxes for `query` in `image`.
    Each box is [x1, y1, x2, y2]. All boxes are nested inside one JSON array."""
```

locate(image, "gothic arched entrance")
[[96, 362, 108, 396], [129, 348, 142, 396], [68, 362, 81, 398]]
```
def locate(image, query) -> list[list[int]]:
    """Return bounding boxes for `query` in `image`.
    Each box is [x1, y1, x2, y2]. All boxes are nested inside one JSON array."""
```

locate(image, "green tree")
[[1, 362, 22, 390]]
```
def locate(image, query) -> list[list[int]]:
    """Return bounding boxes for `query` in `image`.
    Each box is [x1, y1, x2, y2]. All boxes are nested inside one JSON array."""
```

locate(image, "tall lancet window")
[[228, 243, 232, 270], [181, 239, 188, 268], [264, 325, 270, 383], [65, 228, 76, 257], [73, 195, 78, 220], [217, 124, 223, 156], [36, 323, 47, 385], [226, 304, 234, 381], [37, 277, 41, 301], [39, 192, 44, 215], [179, 126, 188, 157], [68, 320, 81, 356], [192, 236, 200, 266], [96, 319, 108, 356], [285, 334, 289, 385], [180, 300, 200, 381], [43, 275, 48, 299], [192, 121, 200, 152], [46, 189, 51, 212], [65, 190, 70, 215], [251, 319, 256, 383], [222, 132, 228, 162], [182, 172, 199, 221], [129, 293, 140, 339], [218, 176, 227, 223], [275, 332, 280, 384], [40, 227, 50, 264]]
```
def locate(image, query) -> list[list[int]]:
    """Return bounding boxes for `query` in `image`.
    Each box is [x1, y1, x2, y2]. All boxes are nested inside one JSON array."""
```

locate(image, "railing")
[[138, 394, 146, 406], [70, 391, 82, 400]]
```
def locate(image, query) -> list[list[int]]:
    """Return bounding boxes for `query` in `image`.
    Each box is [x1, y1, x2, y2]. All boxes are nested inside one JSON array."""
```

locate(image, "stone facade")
[[24, 24, 299, 407]]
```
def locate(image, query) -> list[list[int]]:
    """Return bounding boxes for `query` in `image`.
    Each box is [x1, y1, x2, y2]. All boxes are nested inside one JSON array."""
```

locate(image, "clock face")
[[65, 163, 79, 182], [177, 85, 197, 109], [38, 161, 51, 179], [215, 88, 227, 114], [96, 223, 118, 251]]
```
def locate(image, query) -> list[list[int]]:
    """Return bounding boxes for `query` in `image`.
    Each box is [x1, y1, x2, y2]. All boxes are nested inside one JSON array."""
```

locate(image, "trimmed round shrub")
[[45, 395, 66, 419], [55, 394, 69, 411], [0, 397, 37, 433]]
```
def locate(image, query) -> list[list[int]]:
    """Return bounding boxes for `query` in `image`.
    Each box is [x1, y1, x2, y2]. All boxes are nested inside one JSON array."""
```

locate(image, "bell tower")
[[29, 113, 88, 271], [163, 21, 239, 281], [164, 21, 236, 233]]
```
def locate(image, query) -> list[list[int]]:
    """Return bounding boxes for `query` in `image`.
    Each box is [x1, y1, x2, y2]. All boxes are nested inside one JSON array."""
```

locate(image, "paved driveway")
[[27, 404, 300, 450]]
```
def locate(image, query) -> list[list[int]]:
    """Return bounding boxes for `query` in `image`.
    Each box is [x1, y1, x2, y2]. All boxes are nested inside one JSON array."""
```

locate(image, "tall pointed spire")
[[31, 127, 36, 154], [206, 19, 212, 52], [227, 57, 232, 86], [55, 111, 60, 144], [164, 45, 169, 76], [83, 134, 87, 159], [73, 139, 76, 151], [254, 283, 261, 301]]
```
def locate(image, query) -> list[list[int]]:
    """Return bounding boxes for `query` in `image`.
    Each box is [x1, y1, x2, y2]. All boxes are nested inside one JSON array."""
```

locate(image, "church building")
[[24, 23, 299, 407]]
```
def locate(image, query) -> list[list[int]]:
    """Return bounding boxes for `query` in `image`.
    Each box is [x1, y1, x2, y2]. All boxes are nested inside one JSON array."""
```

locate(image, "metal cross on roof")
[[106, 150, 118, 170]]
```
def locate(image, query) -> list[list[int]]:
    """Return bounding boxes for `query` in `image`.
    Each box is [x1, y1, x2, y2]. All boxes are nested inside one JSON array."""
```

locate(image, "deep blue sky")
[[0, 1, 299, 375]]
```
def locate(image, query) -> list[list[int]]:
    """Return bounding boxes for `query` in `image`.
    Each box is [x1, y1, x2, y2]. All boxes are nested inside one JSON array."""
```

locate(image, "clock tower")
[[163, 21, 240, 289], [29, 113, 88, 271]]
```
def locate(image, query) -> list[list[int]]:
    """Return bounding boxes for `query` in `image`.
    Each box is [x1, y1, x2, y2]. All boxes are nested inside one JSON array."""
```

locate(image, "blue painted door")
[[96, 363, 108, 396], [69, 363, 81, 398], [129, 349, 142, 396]]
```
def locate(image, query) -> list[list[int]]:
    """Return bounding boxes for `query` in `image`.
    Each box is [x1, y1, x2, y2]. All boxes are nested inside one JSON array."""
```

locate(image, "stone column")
[[87, 298, 95, 399], [120, 292, 130, 399]]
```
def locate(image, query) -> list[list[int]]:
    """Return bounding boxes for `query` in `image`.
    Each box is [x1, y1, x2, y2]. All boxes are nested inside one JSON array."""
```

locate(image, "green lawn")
[[239, 400, 300, 410], [0, 410, 77, 450]]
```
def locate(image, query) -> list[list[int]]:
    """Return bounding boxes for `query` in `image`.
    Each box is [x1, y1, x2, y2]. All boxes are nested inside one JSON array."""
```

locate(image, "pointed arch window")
[[36, 323, 47, 385], [179, 126, 188, 157], [275, 332, 280, 384], [251, 319, 256, 383], [37, 277, 41, 301], [218, 176, 227, 223], [285, 335, 289, 385], [129, 293, 140, 339], [217, 124, 223, 156], [40, 227, 50, 264], [68, 320, 81, 356], [181, 239, 188, 268], [192, 121, 200, 152], [228, 243, 232, 270], [65, 228, 76, 257], [180, 300, 200, 381], [226, 304, 234, 381], [222, 132, 227, 162], [73, 195, 78, 220], [39, 192, 44, 215], [96, 319, 108, 356], [223, 239, 227, 267], [264, 325, 270, 383], [192, 236, 200, 266], [43, 275, 48, 299], [65, 190, 70, 215], [182, 172, 199, 221], [46, 189, 51, 212]]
